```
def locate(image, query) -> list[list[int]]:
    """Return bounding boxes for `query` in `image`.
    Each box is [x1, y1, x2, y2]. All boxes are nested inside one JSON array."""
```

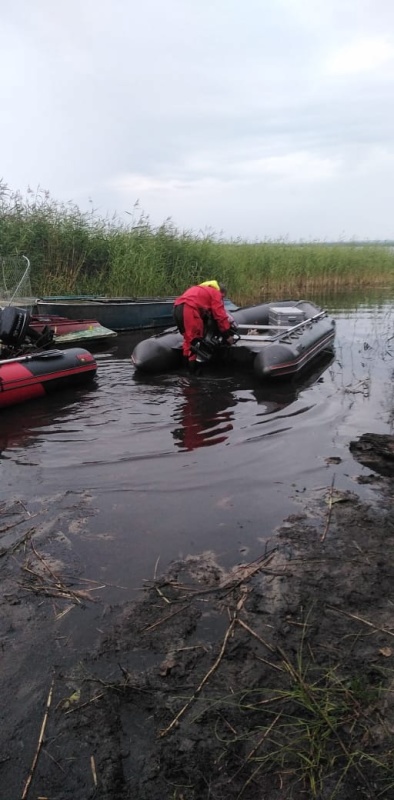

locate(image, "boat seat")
[[0, 306, 31, 345]]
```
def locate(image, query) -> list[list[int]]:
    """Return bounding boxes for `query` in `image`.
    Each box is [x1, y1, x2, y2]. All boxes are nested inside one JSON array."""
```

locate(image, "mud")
[[1, 434, 394, 799]]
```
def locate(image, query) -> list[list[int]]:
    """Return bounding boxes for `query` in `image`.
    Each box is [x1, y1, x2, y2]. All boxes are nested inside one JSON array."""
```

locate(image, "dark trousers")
[[173, 303, 185, 334]]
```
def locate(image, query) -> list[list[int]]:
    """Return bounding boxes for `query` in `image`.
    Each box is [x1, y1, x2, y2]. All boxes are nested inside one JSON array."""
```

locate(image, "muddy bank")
[[1, 435, 394, 799]]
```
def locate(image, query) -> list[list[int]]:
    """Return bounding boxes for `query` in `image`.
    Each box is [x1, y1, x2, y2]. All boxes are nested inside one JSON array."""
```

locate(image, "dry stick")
[[153, 555, 160, 579], [90, 755, 98, 788], [30, 541, 74, 592], [326, 606, 394, 638], [0, 527, 35, 558], [236, 620, 285, 672], [320, 473, 335, 542], [28, 543, 95, 603], [0, 514, 38, 533], [65, 693, 105, 715], [148, 553, 278, 602], [236, 618, 274, 654], [21, 678, 54, 800], [143, 602, 190, 633], [155, 585, 171, 605], [233, 712, 282, 786], [159, 617, 237, 738]]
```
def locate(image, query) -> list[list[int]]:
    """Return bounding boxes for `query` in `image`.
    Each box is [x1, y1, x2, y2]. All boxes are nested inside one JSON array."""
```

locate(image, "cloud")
[[1, 0, 394, 240], [326, 37, 394, 76], [112, 150, 341, 204]]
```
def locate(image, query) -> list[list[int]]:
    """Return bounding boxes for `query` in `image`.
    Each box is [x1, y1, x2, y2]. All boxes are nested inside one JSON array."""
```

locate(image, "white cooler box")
[[268, 306, 305, 327]]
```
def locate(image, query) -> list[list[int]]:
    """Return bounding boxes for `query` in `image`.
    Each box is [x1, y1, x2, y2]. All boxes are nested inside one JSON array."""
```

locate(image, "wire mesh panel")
[[0, 255, 33, 307]]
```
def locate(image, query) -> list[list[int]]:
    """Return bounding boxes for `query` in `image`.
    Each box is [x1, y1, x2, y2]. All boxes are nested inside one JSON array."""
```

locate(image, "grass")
[[203, 620, 394, 800], [1, 182, 394, 303]]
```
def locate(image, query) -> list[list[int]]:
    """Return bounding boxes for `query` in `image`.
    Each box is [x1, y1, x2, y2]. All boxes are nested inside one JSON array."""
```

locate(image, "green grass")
[[200, 634, 394, 799], [1, 183, 394, 303]]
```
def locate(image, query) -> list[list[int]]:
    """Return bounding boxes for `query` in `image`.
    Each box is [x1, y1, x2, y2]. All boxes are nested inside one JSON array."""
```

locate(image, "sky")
[[1, 0, 394, 242]]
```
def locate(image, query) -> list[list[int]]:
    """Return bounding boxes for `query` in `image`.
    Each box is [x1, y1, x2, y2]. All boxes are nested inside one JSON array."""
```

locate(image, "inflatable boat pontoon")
[[0, 305, 97, 408], [131, 300, 336, 379]]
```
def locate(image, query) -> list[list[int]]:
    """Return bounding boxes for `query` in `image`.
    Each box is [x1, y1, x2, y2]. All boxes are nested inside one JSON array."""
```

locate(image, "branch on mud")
[[145, 551, 278, 604], [159, 591, 248, 738], [21, 678, 54, 800], [320, 474, 336, 542], [19, 541, 99, 605], [0, 526, 35, 558], [326, 606, 394, 638], [143, 603, 191, 633]]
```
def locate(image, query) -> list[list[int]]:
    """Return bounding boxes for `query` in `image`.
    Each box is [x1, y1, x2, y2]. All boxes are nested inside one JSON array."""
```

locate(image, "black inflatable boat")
[[131, 300, 336, 379]]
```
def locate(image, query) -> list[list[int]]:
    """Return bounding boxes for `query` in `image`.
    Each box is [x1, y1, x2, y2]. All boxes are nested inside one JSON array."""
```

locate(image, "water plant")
[[1, 182, 394, 303]]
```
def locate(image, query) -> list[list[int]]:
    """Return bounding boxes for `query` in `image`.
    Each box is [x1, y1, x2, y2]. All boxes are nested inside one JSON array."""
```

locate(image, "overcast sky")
[[1, 0, 394, 241]]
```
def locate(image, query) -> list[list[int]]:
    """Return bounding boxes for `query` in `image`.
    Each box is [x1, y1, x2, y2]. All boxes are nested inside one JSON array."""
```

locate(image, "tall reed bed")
[[1, 183, 394, 302]]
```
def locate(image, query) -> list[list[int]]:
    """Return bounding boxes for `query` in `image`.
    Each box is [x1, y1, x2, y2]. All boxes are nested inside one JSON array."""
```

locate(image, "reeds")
[[1, 183, 394, 303]]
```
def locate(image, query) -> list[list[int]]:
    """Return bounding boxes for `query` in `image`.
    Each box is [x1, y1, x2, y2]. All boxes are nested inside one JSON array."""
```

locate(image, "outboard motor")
[[190, 337, 219, 363], [0, 306, 31, 346], [0, 306, 54, 352], [190, 315, 239, 363]]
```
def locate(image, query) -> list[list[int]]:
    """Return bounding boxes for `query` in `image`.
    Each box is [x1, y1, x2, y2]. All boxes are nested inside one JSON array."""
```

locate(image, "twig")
[[232, 712, 282, 784], [90, 755, 97, 787], [30, 541, 65, 586], [146, 553, 277, 602], [320, 474, 335, 542], [326, 606, 394, 638], [153, 555, 160, 579], [143, 603, 190, 633], [236, 618, 275, 654], [159, 617, 237, 738], [65, 692, 105, 715], [155, 585, 171, 604], [21, 678, 54, 800], [0, 527, 35, 558], [0, 514, 37, 533], [22, 544, 95, 604]]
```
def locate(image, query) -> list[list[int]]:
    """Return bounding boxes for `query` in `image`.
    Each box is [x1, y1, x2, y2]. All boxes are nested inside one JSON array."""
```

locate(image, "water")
[[0, 292, 393, 599]]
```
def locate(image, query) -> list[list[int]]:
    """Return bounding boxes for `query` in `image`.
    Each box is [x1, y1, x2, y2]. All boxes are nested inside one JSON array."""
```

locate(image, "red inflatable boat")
[[0, 305, 97, 408], [0, 348, 97, 408]]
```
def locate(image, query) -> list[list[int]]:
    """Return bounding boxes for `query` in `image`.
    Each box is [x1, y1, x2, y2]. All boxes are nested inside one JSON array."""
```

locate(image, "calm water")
[[1, 292, 393, 598]]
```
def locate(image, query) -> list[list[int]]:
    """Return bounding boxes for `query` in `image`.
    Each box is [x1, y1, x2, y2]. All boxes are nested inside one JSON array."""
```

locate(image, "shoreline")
[[1, 434, 393, 799]]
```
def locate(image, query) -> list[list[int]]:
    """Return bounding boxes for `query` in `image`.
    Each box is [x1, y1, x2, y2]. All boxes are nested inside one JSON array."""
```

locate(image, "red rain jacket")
[[173, 285, 231, 333], [174, 286, 230, 361]]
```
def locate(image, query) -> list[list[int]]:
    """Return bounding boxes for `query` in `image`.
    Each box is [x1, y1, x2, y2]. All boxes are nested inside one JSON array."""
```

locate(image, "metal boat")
[[34, 295, 177, 332]]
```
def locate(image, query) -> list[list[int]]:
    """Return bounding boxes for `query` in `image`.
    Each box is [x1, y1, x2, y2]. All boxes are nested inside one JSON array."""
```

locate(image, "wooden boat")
[[28, 314, 117, 345], [0, 305, 97, 408], [34, 295, 177, 332], [131, 300, 336, 379]]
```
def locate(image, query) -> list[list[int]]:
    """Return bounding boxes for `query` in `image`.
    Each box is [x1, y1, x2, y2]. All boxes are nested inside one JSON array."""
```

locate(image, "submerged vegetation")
[[1, 182, 394, 304]]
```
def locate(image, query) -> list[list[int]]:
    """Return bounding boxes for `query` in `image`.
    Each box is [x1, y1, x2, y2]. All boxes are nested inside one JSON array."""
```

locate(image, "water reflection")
[[253, 353, 335, 410], [0, 383, 98, 457], [170, 354, 335, 452], [172, 379, 237, 450]]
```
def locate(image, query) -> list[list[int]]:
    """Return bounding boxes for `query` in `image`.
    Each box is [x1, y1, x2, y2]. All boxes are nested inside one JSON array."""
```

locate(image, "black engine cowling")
[[0, 306, 54, 350], [0, 306, 31, 345]]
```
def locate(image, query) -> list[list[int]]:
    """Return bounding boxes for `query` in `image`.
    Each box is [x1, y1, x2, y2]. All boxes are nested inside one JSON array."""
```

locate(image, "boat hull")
[[34, 297, 177, 332], [29, 315, 117, 344], [0, 347, 97, 408], [131, 300, 336, 380]]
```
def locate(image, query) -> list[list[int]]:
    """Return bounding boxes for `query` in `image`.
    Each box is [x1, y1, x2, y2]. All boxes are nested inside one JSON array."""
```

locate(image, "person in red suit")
[[173, 280, 234, 369]]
